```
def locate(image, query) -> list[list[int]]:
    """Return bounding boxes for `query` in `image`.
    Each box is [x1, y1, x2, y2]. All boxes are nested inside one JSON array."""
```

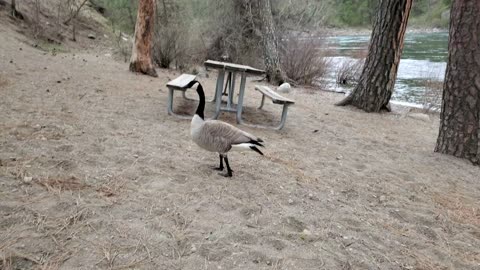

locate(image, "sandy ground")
[[1, 19, 480, 270]]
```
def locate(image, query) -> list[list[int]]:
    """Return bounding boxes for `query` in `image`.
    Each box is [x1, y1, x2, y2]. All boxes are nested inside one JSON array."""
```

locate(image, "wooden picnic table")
[[204, 60, 265, 124]]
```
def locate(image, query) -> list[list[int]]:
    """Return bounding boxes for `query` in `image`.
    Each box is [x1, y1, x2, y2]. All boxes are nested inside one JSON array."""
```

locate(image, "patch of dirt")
[[1, 19, 480, 270]]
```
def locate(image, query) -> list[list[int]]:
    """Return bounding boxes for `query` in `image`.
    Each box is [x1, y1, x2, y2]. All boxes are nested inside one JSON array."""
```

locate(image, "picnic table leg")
[[212, 70, 225, 103], [235, 72, 247, 124], [212, 70, 225, 119], [230, 72, 236, 105], [223, 72, 231, 96], [226, 72, 232, 109]]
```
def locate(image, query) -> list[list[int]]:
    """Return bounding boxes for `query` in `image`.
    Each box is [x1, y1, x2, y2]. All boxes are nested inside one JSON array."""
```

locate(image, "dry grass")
[[432, 192, 480, 227], [412, 253, 442, 270], [96, 176, 127, 198], [35, 176, 89, 192]]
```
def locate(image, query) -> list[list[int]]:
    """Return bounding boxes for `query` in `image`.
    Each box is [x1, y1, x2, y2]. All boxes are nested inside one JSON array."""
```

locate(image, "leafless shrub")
[[152, 0, 192, 70], [113, 31, 131, 63], [33, 0, 41, 39], [421, 71, 443, 113], [335, 59, 364, 86], [153, 27, 186, 69], [422, 80, 443, 113], [64, 0, 88, 25], [203, 0, 263, 67], [279, 36, 330, 86], [335, 50, 366, 86]]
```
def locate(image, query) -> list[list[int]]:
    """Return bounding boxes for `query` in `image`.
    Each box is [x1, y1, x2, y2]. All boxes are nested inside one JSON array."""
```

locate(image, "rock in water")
[[277, 82, 291, 93]]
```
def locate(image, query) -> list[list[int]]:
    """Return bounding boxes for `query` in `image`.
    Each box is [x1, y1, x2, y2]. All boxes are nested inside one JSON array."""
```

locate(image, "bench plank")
[[167, 74, 196, 89], [255, 85, 295, 105]]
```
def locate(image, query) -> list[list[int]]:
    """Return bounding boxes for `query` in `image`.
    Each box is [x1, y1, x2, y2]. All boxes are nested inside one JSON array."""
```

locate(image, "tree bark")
[[257, 0, 285, 85], [336, 0, 412, 112], [435, 0, 480, 165], [129, 0, 158, 77]]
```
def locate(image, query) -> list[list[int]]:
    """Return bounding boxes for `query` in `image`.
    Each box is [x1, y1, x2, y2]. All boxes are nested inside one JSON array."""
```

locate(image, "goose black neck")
[[195, 82, 205, 119]]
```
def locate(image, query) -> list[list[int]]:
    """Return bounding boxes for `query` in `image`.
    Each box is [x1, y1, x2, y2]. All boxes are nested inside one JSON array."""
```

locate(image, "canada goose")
[[189, 81, 264, 177]]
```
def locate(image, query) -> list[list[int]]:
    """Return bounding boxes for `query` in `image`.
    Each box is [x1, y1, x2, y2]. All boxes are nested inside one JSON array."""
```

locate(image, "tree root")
[[381, 103, 392, 112], [129, 63, 158, 78]]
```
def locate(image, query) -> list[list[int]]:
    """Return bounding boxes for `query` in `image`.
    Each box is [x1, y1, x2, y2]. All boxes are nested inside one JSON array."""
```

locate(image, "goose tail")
[[249, 138, 264, 148], [250, 145, 264, 156], [231, 143, 265, 155]]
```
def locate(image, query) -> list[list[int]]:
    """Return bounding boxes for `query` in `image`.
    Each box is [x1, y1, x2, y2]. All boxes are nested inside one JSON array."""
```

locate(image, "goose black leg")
[[212, 154, 224, 171], [219, 155, 233, 177]]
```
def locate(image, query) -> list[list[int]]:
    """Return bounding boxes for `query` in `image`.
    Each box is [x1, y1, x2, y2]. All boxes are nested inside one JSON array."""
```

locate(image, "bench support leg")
[[229, 72, 236, 104], [277, 104, 291, 130], [167, 87, 193, 119], [258, 95, 266, 110], [167, 87, 174, 115]]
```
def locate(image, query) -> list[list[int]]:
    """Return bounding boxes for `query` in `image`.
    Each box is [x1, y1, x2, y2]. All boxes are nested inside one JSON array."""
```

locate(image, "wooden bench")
[[255, 85, 295, 130], [166, 74, 197, 119]]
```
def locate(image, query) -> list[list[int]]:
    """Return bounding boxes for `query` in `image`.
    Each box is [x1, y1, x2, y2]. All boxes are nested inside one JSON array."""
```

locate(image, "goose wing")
[[202, 120, 263, 152]]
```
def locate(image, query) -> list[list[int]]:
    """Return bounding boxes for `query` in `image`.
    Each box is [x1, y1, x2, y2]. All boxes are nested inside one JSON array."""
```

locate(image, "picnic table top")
[[204, 60, 265, 76]]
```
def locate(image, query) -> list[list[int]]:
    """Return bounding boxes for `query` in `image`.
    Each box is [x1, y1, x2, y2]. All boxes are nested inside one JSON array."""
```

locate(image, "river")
[[323, 31, 448, 108]]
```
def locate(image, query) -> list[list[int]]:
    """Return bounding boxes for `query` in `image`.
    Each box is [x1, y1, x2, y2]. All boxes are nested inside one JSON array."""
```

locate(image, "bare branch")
[[64, 0, 88, 25]]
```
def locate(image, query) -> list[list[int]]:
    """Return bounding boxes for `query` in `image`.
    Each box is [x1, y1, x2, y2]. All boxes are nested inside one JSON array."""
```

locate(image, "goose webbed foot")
[[211, 166, 224, 171], [218, 171, 233, 177]]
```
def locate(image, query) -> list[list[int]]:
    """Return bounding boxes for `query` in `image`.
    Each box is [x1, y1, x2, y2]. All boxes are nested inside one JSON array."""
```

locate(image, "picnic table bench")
[[255, 85, 295, 130], [166, 74, 197, 119]]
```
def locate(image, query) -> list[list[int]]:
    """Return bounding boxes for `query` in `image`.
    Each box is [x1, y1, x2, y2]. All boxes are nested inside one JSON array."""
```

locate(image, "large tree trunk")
[[129, 0, 158, 77], [257, 0, 285, 85], [336, 0, 412, 112], [435, 0, 480, 165]]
